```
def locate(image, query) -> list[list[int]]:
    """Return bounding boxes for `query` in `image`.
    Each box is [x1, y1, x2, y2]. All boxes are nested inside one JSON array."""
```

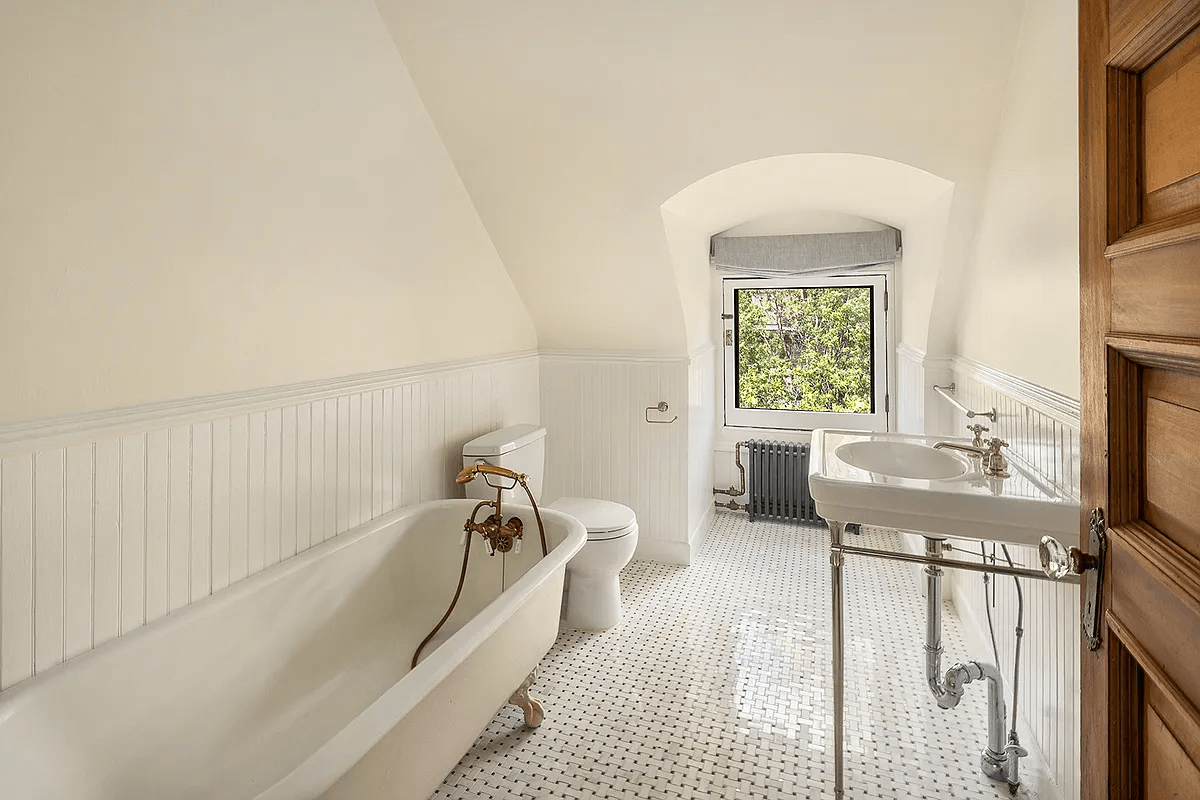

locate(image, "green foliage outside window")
[[736, 286, 873, 413]]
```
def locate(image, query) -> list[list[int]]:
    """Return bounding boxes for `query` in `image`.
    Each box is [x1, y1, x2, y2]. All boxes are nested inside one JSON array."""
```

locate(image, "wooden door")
[[1080, 1, 1200, 796]]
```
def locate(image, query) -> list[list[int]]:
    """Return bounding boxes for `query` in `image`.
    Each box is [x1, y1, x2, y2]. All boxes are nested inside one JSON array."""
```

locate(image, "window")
[[722, 274, 889, 432]]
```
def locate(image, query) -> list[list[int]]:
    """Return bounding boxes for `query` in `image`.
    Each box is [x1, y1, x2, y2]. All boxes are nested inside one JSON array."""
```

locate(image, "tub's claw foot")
[[509, 670, 544, 728], [523, 698, 545, 727]]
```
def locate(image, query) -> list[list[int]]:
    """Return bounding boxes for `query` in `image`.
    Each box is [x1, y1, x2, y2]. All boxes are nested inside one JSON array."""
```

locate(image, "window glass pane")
[[735, 286, 874, 413]]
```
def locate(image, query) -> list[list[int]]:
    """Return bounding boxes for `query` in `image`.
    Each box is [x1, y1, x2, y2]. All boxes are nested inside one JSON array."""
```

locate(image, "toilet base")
[[562, 572, 623, 630]]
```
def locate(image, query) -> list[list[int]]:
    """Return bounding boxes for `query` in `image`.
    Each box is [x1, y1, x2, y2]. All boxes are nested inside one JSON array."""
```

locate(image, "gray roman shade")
[[711, 228, 901, 278]]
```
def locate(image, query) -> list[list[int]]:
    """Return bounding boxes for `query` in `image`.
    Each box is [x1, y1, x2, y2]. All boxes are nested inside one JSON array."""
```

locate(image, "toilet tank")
[[461, 424, 546, 504]]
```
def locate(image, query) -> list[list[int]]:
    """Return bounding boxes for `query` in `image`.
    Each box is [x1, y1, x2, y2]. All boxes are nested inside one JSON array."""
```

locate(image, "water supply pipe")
[[999, 544, 1029, 794], [923, 538, 1008, 782], [714, 442, 748, 512]]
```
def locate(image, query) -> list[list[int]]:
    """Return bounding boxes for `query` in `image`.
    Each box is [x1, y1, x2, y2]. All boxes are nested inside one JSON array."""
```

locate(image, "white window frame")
[[722, 274, 890, 432]]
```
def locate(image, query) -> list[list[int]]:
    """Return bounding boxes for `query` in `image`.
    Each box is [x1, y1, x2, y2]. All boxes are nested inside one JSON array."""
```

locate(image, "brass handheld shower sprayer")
[[411, 465, 551, 669], [455, 464, 550, 558]]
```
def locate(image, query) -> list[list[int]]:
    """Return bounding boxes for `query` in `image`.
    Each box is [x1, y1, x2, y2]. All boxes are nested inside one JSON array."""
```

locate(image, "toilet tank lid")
[[462, 424, 547, 457]]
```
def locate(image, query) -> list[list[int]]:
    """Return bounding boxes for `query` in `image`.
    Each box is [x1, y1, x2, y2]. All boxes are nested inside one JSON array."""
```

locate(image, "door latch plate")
[[1083, 508, 1107, 651]]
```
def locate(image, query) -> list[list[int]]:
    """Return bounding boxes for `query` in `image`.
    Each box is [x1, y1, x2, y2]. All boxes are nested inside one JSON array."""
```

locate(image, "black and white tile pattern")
[[431, 513, 1043, 799]]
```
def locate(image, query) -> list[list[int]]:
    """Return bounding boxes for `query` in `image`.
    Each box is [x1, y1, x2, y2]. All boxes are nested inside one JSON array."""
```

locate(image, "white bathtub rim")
[[0, 500, 580, 744], [255, 506, 586, 800], [0, 499, 425, 723]]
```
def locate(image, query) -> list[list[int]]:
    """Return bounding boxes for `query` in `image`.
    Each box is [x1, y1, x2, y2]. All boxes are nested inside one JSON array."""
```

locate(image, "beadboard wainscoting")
[[0, 352, 540, 691], [687, 344, 717, 556], [539, 352, 691, 564], [895, 343, 926, 434], [940, 355, 1081, 800]]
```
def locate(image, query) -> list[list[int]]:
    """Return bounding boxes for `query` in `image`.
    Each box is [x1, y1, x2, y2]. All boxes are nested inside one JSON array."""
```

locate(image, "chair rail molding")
[[951, 354, 1081, 428], [0, 350, 541, 458]]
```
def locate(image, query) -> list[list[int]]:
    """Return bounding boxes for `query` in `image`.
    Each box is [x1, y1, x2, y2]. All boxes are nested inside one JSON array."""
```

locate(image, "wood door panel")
[[1143, 396, 1200, 559], [1146, 171, 1200, 221], [1109, 539, 1200, 707], [1145, 681, 1200, 798], [1110, 237, 1200, 336], [1145, 705, 1200, 798], [1143, 25, 1200, 194]]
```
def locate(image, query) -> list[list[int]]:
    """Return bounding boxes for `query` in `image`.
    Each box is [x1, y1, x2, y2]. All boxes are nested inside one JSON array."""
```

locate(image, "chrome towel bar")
[[933, 383, 996, 423]]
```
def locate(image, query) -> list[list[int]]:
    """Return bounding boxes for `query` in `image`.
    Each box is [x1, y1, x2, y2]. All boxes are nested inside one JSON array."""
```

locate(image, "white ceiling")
[[376, 1, 1028, 354]]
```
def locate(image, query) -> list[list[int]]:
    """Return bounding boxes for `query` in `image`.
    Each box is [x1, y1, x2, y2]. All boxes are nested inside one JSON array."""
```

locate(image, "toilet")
[[461, 424, 639, 630]]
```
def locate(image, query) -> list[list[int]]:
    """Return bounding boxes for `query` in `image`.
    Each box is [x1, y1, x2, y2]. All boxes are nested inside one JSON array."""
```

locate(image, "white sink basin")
[[810, 430, 1080, 547], [835, 440, 969, 480]]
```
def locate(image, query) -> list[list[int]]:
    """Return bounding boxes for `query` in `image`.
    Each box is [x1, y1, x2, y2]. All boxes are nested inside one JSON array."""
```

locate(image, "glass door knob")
[[1039, 535, 1099, 578]]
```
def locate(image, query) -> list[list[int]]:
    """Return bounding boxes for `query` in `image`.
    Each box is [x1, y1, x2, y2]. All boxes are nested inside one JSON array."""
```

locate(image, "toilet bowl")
[[548, 497, 639, 631], [459, 424, 639, 632]]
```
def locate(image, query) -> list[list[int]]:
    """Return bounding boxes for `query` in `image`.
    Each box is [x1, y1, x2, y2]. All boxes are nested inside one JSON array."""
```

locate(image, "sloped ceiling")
[[376, 1, 1027, 355]]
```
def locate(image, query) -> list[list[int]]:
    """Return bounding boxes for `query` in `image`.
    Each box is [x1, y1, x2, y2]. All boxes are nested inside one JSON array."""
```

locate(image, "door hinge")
[[884, 393, 890, 413], [884, 290, 889, 312]]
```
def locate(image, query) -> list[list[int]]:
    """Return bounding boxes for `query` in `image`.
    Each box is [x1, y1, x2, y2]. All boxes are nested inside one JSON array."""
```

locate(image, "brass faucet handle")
[[985, 437, 1009, 453]]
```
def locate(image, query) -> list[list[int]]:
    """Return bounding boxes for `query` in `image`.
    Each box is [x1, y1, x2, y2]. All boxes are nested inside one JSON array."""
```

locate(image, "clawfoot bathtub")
[[0, 499, 586, 800]]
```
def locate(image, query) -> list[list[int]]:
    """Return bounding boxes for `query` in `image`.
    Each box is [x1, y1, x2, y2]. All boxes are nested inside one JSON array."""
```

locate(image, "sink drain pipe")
[[923, 537, 1010, 783]]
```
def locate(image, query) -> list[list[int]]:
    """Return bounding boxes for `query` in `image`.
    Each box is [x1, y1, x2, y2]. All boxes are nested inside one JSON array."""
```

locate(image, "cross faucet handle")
[[967, 423, 989, 447], [982, 437, 1011, 478]]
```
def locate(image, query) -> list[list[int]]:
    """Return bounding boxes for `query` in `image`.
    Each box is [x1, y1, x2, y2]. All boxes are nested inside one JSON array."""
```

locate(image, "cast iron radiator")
[[745, 440, 822, 524]]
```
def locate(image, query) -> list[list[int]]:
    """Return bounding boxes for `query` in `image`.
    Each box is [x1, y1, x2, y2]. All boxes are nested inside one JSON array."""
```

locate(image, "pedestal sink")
[[812, 429, 1083, 800], [809, 429, 1079, 546]]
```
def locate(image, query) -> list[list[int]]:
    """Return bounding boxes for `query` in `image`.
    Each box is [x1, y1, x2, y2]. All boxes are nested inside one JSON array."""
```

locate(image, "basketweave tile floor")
[[430, 513, 1042, 800]]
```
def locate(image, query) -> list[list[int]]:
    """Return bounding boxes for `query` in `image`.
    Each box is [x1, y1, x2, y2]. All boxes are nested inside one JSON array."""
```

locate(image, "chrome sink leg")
[[827, 520, 847, 799]]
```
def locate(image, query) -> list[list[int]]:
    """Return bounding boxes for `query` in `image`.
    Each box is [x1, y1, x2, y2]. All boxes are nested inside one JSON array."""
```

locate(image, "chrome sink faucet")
[[933, 430, 1011, 478]]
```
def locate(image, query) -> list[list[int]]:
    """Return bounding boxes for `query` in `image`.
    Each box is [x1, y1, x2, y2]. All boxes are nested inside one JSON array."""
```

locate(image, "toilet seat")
[[548, 497, 638, 541]]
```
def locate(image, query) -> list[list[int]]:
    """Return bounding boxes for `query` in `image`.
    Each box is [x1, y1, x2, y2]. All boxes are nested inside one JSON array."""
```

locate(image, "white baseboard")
[[688, 502, 717, 561], [634, 536, 693, 566]]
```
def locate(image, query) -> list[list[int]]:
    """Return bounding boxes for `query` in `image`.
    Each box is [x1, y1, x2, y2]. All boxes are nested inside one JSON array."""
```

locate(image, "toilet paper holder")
[[645, 402, 678, 424]]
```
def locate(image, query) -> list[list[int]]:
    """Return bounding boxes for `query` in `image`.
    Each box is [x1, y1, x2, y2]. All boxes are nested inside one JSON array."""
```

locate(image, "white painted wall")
[[381, 1, 1027, 357], [0, 1, 535, 423], [956, 0, 1080, 398]]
